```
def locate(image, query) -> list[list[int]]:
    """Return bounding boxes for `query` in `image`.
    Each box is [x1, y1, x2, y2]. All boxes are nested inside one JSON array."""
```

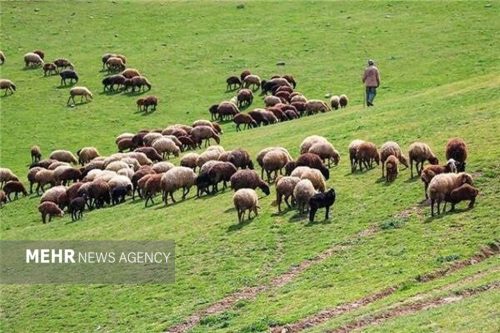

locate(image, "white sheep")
[[151, 161, 175, 174], [233, 188, 259, 223], [49, 150, 78, 164], [427, 172, 474, 216], [24, 52, 44, 67], [108, 175, 133, 190], [117, 168, 134, 179], [300, 135, 329, 154], [152, 137, 180, 159], [160, 166, 197, 204], [106, 161, 131, 172], [67, 87, 93, 105], [293, 179, 316, 214]]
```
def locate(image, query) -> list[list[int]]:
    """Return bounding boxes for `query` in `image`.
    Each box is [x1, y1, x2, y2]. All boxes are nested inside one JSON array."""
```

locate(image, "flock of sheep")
[[0, 49, 478, 224]]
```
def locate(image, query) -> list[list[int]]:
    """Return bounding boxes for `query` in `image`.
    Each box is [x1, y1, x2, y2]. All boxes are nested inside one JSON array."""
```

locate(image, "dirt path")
[[164, 225, 379, 333]]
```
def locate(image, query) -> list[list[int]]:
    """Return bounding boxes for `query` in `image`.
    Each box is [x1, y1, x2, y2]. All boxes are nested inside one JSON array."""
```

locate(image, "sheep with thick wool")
[[38, 202, 64, 223], [34, 169, 56, 194], [355, 141, 379, 172], [275, 176, 301, 212], [420, 159, 458, 199], [427, 172, 473, 216], [180, 153, 200, 171], [230, 170, 270, 195], [67, 87, 93, 105], [262, 149, 293, 183], [445, 138, 468, 172], [196, 149, 222, 168], [191, 126, 221, 148], [293, 179, 316, 214], [385, 155, 399, 182], [233, 189, 260, 223], [380, 141, 409, 177], [40, 185, 67, 205], [24, 52, 44, 67], [152, 137, 180, 159], [446, 184, 479, 212], [308, 142, 340, 167], [160, 167, 197, 205], [291, 167, 327, 192], [408, 142, 439, 178], [151, 161, 175, 174], [300, 135, 329, 154], [0, 168, 19, 187], [3, 181, 28, 201], [77, 147, 100, 165], [49, 150, 78, 164]]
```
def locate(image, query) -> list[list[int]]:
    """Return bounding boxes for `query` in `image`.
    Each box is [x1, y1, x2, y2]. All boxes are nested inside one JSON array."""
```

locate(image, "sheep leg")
[[468, 197, 476, 209], [170, 192, 176, 203], [182, 187, 189, 199], [410, 159, 414, 178], [309, 206, 317, 222], [437, 201, 441, 215], [67, 95, 73, 105], [325, 206, 331, 220], [381, 162, 385, 177], [284, 195, 292, 209], [238, 209, 243, 223]]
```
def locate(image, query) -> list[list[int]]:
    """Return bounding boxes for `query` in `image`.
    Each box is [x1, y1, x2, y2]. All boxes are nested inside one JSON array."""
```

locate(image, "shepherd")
[[362, 59, 380, 107]]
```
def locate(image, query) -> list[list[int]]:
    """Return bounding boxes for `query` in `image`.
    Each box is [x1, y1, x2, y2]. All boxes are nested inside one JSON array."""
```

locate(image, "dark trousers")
[[366, 87, 377, 106]]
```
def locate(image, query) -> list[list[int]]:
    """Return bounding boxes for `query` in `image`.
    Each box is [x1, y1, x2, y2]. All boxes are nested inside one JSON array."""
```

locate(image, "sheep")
[[420, 159, 458, 199], [380, 141, 409, 177], [160, 167, 197, 205], [309, 188, 336, 222], [34, 169, 55, 194], [0, 168, 19, 187], [0, 190, 6, 207], [208, 104, 220, 120], [196, 149, 222, 168], [102, 74, 126, 91], [408, 142, 439, 178], [67, 86, 93, 105], [262, 149, 293, 183], [117, 167, 134, 179], [115, 132, 135, 144], [256, 147, 292, 178], [227, 149, 254, 169], [230, 169, 270, 195], [330, 95, 340, 110], [308, 142, 340, 167], [445, 138, 468, 172], [140, 95, 158, 112], [180, 153, 199, 171], [355, 141, 379, 171], [88, 180, 111, 209], [29, 158, 57, 169], [27, 167, 43, 194], [282, 74, 297, 88], [207, 162, 238, 192], [275, 176, 301, 212], [191, 126, 221, 148], [30, 145, 42, 163], [284, 109, 299, 120], [105, 161, 131, 173], [192, 120, 223, 134], [339, 94, 348, 108], [295, 153, 329, 180], [124, 152, 152, 166], [24, 52, 44, 67], [240, 70, 251, 81], [261, 78, 292, 95], [40, 185, 67, 204], [276, 85, 294, 94], [237, 88, 253, 108], [48, 161, 71, 170], [0, 79, 16, 95], [300, 135, 329, 154], [108, 175, 133, 191], [43, 63, 58, 76], [3, 181, 28, 201], [94, 170, 118, 183], [76, 147, 99, 165], [57, 168, 82, 186], [106, 56, 126, 72], [226, 76, 242, 90], [385, 155, 399, 182], [131, 168, 155, 199], [0, 51, 5, 64], [152, 137, 180, 159], [116, 138, 135, 152], [151, 161, 175, 173], [291, 167, 327, 192], [82, 169, 104, 182], [217, 101, 240, 121], [69, 197, 85, 221], [243, 74, 261, 90], [427, 172, 474, 216], [59, 69, 78, 86], [233, 113, 257, 131], [293, 179, 316, 214], [261, 110, 279, 125], [233, 189, 259, 223], [80, 160, 105, 179], [38, 202, 64, 223], [123, 76, 151, 92], [49, 150, 78, 164], [110, 185, 131, 205], [54, 58, 73, 70], [101, 53, 126, 69], [275, 90, 291, 103], [143, 132, 163, 146], [349, 140, 365, 172], [446, 184, 479, 212], [264, 95, 282, 107], [134, 147, 162, 162], [247, 109, 266, 127], [291, 94, 307, 103], [305, 99, 330, 115], [120, 68, 141, 78]]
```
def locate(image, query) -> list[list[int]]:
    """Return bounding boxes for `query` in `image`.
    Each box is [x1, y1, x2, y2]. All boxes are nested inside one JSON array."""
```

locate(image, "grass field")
[[0, 1, 499, 332]]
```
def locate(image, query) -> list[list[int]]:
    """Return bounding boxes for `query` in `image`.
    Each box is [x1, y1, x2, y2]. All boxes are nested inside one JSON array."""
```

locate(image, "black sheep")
[[226, 76, 242, 91], [69, 197, 85, 221], [60, 69, 78, 86], [111, 185, 131, 205], [309, 188, 336, 222]]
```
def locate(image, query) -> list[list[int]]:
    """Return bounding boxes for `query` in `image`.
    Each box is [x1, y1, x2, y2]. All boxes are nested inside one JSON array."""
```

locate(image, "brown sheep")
[[243, 74, 261, 90], [31, 145, 42, 163], [233, 113, 257, 131], [121, 68, 141, 78], [385, 155, 398, 182], [445, 184, 479, 212], [0, 79, 16, 95], [427, 172, 473, 216], [305, 99, 330, 115], [0, 51, 5, 65], [445, 138, 468, 172], [240, 70, 251, 81], [380, 141, 409, 177], [38, 202, 64, 223], [237, 88, 253, 108], [117, 138, 135, 152], [217, 101, 240, 121], [227, 149, 254, 169], [348, 139, 365, 173], [124, 76, 152, 92], [408, 142, 439, 178], [339, 94, 348, 108], [355, 141, 379, 171], [43, 63, 58, 76], [106, 56, 126, 72], [191, 126, 221, 147], [54, 58, 73, 70], [140, 95, 158, 112], [226, 76, 242, 90], [230, 169, 270, 195], [420, 159, 458, 199], [3, 181, 28, 201]]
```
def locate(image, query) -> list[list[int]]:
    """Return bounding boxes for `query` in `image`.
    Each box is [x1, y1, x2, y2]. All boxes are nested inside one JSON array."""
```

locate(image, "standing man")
[[362, 59, 380, 107]]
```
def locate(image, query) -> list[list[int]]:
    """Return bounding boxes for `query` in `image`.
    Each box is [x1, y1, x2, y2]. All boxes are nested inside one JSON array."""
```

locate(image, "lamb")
[[69, 197, 85, 221], [88, 180, 111, 209], [233, 113, 257, 131], [106, 56, 126, 72], [49, 150, 78, 164], [40, 186, 67, 205], [262, 149, 293, 182], [30, 145, 42, 163], [160, 167, 197, 205], [294, 153, 330, 180], [291, 167, 327, 192], [3, 181, 28, 201], [226, 76, 242, 91], [446, 184, 479, 212], [264, 95, 282, 107], [217, 101, 240, 121], [140, 95, 158, 112], [24, 52, 44, 67], [300, 135, 329, 154], [339, 94, 348, 108], [230, 169, 270, 195], [59, 69, 78, 86], [102, 74, 126, 91], [43, 63, 58, 76], [152, 137, 180, 159], [420, 159, 458, 199], [427, 172, 473, 216], [151, 161, 175, 173], [293, 179, 316, 214], [227, 149, 254, 169], [180, 153, 200, 171], [0, 79, 16, 95], [34, 169, 56, 194], [54, 58, 73, 70], [385, 155, 399, 182], [308, 141, 340, 167], [445, 138, 468, 172], [309, 188, 336, 222], [233, 189, 259, 223], [243, 74, 261, 90], [121, 68, 141, 78], [111, 185, 132, 205], [76, 147, 100, 165], [0, 168, 19, 187], [38, 202, 64, 223], [191, 126, 221, 148], [275, 176, 301, 212], [0, 190, 6, 207], [379, 141, 409, 177], [305, 99, 330, 115], [330, 95, 340, 110], [408, 142, 439, 178], [67, 87, 93, 105], [123, 76, 151, 92], [355, 141, 379, 171]]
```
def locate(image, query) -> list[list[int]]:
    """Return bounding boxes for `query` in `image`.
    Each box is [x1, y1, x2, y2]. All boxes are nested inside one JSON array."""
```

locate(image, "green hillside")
[[0, 1, 499, 332]]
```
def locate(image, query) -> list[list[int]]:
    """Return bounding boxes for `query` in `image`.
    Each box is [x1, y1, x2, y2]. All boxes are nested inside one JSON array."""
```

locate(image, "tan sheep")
[[264, 95, 282, 107], [49, 150, 78, 164], [196, 149, 221, 168], [300, 135, 329, 154], [24, 52, 44, 67], [262, 149, 293, 183], [348, 139, 365, 172], [151, 137, 180, 159], [308, 141, 340, 167], [420, 159, 458, 199], [77, 147, 100, 165], [233, 188, 259, 223], [34, 169, 56, 194], [180, 153, 200, 171], [292, 167, 326, 192], [427, 172, 474, 216], [0, 79, 16, 95], [151, 161, 175, 174], [380, 141, 409, 177], [293, 179, 316, 214], [275, 176, 301, 212], [243, 74, 261, 90], [67, 86, 93, 105], [408, 142, 439, 178], [305, 99, 330, 115], [160, 166, 197, 205], [0, 168, 19, 187]]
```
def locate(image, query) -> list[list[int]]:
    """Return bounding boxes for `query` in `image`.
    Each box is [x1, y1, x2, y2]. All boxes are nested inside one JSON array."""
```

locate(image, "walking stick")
[[363, 86, 366, 108]]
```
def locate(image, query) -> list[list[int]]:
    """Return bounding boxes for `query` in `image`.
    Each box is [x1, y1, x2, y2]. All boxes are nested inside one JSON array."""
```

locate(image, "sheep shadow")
[[21, 66, 42, 71], [124, 90, 149, 97], [0, 94, 15, 99], [99, 89, 122, 96], [404, 176, 420, 183], [305, 216, 333, 226], [288, 213, 307, 223], [57, 83, 77, 89], [227, 218, 253, 232], [66, 101, 90, 107]]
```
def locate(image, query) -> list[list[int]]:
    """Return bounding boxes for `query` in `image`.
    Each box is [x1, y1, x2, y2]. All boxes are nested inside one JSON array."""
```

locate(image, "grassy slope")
[[0, 1, 499, 332]]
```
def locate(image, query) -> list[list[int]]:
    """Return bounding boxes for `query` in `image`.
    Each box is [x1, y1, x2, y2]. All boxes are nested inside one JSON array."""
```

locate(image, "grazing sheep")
[[102, 53, 126, 69], [380, 141, 409, 177], [305, 99, 330, 115], [291, 94, 307, 103], [227, 149, 254, 170], [196, 149, 222, 169], [0, 168, 19, 187], [293, 179, 316, 214], [38, 202, 64, 223], [217, 101, 240, 121], [48, 161, 71, 170], [117, 138, 135, 152], [151, 161, 175, 174], [230, 169, 270, 195], [108, 175, 133, 191], [295, 153, 329, 180], [49, 150, 78, 164], [275, 90, 291, 103], [110, 185, 131, 205], [208, 104, 220, 120], [27, 166, 43, 194], [131, 168, 155, 199], [256, 147, 292, 179], [24, 52, 44, 67], [237, 88, 253, 108], [233, 189, 259, 223], [300, 135, 329, 154], [420, 159, 458, 199], [261, 78, 292, 95], [445, 138, 468, 172], [348, 139, 365, 173], [69, 197, 85, 221], [191, 126, 221, 148], [3, 181, 28, 201], [34, 169, 55, 194], [88, 180, 111, 209], [115, 132, 135, 144], [275, 176, 301, 212], [54, 58, 73, 70], [76, 147, 100, 165], [0, 79, 16, 95], [408, 142, 439, 178], [0, 51, 5, 64], [121, 68, 141, 78], [355, 141, 379, 171], [226, 76, 242, 90], [134, 147, 163, 162], [291, 167, 327, 192], [180, 153, 199, 171], [276, 85, 294, 94], [43, 63, 58, 76], [40, 185, 67, 205], [33, 49, 45, 60], [29, 158, 56, 169], [309, 188, 336, 222], [152, 137, 180, 159], [427, 172, 474, 216], [192, 120, 222, 134], [284, 109, 299, 120], [67, 86, 93, 105], [262, 149, 293, 182], [59, 69, 78, 86], [282, 74, 297, 88], [57, 168, 82, 186], [106, 56, 126, 72], [308, 142, 340, 167], [160, 167, 197, 205], [385, 155, 399, 182], [143, 132, 163, 146], [446, 184, 479, 212], [102, 74, 126, 91], [123, 76, 151, 92], [264, 95, 282, 107], [139, 95, 158, 112], [105, 161, 131, 173], [30, 145, 42, 163], [330, 95, 340, 110], [233, 113, 257, 131], [123, 152, 152, 166], [0, 190, 6, 207], [240, 70, 251, 81], [260, 110, 279, 125], [243, 74, 261, 90], [198, 162, 237, 195], [339, 94, 348, 108]]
